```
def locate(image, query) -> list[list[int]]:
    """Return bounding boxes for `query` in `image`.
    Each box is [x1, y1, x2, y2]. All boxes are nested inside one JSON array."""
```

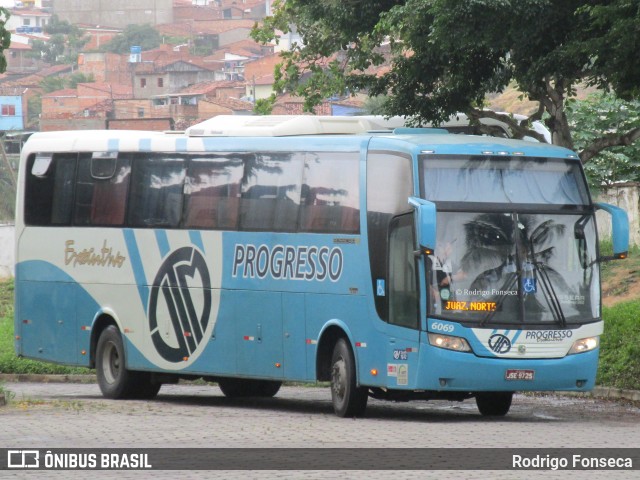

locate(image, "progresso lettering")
[[232, 244, 343, 282]]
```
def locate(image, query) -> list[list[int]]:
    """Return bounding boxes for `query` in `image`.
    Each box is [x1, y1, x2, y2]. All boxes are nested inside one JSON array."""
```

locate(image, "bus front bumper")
[[415, 346, 599, 392]]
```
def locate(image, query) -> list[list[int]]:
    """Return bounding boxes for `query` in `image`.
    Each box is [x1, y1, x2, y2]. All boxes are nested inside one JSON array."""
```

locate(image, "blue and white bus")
[[14, 115, 629, 417]]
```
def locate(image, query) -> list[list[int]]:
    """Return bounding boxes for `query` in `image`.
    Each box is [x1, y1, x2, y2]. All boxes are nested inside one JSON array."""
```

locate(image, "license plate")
[[505, 369, 535, 381]]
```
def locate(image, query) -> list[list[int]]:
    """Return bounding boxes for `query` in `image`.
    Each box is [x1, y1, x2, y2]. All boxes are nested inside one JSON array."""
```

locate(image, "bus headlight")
[[428, 333, 472, 352], [568, 336, 599, 355]]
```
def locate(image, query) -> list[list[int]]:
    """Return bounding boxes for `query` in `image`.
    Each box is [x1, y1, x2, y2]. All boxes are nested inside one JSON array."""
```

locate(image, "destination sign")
[[444, 301, 498, 312]]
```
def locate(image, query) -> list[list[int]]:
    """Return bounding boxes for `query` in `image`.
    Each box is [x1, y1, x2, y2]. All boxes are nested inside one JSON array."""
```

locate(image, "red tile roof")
[[43, 88, 78, 98], [173, 80, 245, 96], [156, 19, 255, 37], [77, 82, 133, 99], [204, 97, 253, 111], [8, 42, 32, 51]]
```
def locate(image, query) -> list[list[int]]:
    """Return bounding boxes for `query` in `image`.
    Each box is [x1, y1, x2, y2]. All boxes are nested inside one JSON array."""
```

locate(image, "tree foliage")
[[568, 92, 640, 188], [38, 72, 95, 93], [0, 7, 12, 74], [101, 24, 162, 54], [253, 0, 640, 162], [253, 94, 277, 115], [28, 16, 89, 65]]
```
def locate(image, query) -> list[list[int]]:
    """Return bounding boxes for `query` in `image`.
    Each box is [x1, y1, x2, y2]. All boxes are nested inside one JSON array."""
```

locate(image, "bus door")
[[19, 280, 78, 364], [386, 213, 421, 387], [233, 290, 284, 379]]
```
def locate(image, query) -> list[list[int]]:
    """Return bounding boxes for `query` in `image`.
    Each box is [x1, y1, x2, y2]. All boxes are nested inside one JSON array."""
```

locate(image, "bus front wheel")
[[330, 338, 368, 417], [475, 391, 513, 416], [96, 325, 160, 399]]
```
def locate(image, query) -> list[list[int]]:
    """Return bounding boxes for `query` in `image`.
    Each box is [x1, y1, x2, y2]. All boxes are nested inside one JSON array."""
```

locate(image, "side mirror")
[[409, 196, 436, 254], [596, 202, 629, 260]]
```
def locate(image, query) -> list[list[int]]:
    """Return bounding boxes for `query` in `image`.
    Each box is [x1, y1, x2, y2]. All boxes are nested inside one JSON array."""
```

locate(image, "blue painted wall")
[[0, 96, 24, 131]]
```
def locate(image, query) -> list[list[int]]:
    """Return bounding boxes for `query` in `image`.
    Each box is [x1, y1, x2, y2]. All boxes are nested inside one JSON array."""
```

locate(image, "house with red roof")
[[4, 40, 40, 74], [149, 79, 252, 128], [243, 53, 287, 101], [78, 26, 121, 52], [131, 58, 217, 99], [40, 82, 133, 131], [5, 6, 51, 32], [156, 19, 257, 51]]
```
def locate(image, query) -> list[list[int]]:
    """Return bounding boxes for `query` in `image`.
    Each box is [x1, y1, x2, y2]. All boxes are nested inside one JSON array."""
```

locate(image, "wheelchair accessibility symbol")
[[523, 277, 537, 294]]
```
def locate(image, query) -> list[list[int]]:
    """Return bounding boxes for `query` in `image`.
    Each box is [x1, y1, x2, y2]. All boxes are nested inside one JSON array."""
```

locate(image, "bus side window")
[[74, 153, 132, 226], [240, 152, 304, 232], [183, 155, 243, 230], [25, 153, 77, 226], [299, 152, 360, 234], [128, 154, 186, 228]]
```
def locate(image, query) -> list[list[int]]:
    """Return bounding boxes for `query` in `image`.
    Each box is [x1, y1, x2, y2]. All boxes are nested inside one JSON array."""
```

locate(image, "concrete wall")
[[596, 183, 640, 247], [40, 118, 106, 131], [0, 225, 13, 279], [52, 0, 173, 29]]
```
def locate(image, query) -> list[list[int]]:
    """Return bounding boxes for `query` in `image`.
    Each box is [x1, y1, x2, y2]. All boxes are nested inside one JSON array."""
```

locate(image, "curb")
[[0, 373, 97, 384], [1, 374, 639, 403], [591, 386, 640, 403]]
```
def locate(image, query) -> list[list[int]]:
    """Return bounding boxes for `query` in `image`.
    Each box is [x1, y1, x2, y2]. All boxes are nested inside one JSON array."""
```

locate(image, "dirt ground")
[[601, 255, 640, 307]]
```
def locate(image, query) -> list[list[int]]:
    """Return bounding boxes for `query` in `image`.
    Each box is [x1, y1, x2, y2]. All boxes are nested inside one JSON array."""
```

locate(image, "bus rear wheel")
[[96, 325, 160, 399], [330, 338, 368, 417], [475, 392, 513, 416]]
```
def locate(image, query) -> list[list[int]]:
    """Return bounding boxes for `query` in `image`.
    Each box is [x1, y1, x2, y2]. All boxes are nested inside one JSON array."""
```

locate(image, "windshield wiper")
[[480, 272, 518, 327], [531, 260, 567, 328], [479, 263, 567, 328]]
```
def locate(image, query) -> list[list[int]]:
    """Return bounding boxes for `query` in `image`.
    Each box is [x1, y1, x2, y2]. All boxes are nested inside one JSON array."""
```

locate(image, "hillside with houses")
[[0, 0, 368, 135]]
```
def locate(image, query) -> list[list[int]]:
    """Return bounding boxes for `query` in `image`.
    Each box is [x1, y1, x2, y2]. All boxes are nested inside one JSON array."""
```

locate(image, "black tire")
[[475, 392, 513, 416], [330, 338, 368, 417], [96, 325, 160, 399], [218, 378, 282, 398], [253, 380, 282, 397], [130, 373, 162, 400]]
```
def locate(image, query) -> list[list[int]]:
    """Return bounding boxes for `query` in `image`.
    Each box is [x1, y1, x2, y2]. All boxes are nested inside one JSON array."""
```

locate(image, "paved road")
[[1, 381, 640, 479]]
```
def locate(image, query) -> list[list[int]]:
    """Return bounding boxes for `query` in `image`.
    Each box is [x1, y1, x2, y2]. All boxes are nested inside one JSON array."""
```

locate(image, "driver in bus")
[[430, 239, 466, 312]]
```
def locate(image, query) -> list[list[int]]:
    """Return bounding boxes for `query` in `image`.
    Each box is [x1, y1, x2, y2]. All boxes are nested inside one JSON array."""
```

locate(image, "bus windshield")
[[420, 155, 589, 206], [420, 155, 599, 327]]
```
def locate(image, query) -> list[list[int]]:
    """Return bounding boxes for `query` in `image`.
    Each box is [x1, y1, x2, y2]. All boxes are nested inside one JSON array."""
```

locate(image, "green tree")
[[253, 94, 276, 115], [0, 7, 11, 74], [362, 95, 390, 116], [45, 14, 83, 36], [39, 76, 66, 93], [39, 72, 95, 93], [29, 35, 65, 64], [568, 92, 640, 188], [28, 16, 89, 65], [253, 0, 640, 163], [26, 94, 41, 129], [67, 72, 96, 89], [101, 24, 161, 54]]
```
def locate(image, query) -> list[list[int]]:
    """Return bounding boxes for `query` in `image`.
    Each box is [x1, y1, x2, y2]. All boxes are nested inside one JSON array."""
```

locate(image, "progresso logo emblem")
[[488, 333, 512, 354], [148, 247, 212, 364]]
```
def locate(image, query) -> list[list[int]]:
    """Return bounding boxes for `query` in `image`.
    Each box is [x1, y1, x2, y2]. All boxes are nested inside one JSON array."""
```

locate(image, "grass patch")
[[600, 241, 640, 292], [598, 299, 640, 390]]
